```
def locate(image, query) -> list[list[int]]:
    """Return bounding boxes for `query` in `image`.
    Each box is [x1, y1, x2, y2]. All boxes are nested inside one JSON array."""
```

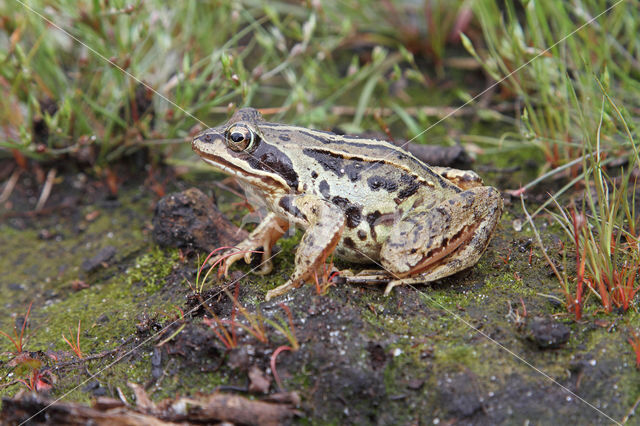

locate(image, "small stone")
[[151, 347, 163, 379], [407, 379, 424, 390], [81, 246, 116, 273], [367, 342, 387, 370], [248, 365, 271, 394], [512, 219, 523, 232], [96, 313, 110, 323], [528, 316, 570, 349], [152, 188, 248, 252], [437, 371, 483, 417]]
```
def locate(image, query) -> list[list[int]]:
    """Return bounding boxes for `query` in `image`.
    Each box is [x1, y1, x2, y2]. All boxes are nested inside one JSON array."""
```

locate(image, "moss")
[[124, 246, 181, 294], [434, 343, 477, 368], [0, 183, 190, 400]]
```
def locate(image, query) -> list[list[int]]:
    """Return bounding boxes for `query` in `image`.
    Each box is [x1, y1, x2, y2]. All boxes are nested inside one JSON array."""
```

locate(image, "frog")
[[192, 108, 502, 301]]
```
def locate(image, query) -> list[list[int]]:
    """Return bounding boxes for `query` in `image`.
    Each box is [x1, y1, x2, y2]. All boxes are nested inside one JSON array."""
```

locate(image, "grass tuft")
[[0, 302, 33, 354], [534, 89, 640, 319], [61, 319, 83, 359]]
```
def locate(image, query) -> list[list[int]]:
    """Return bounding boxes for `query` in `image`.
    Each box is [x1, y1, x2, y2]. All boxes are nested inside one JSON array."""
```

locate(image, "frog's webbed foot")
[[213, 213, 289, 277], [265, 197, 345, 301]]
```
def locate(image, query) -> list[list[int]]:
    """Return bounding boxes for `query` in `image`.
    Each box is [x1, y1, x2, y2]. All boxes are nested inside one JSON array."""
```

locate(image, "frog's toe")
[[254, 259, 273, 275], [383, 279, 404, 296], [214, 251, 245, 278], [339, 270, 392, 285], [265, 279, 299, 301]]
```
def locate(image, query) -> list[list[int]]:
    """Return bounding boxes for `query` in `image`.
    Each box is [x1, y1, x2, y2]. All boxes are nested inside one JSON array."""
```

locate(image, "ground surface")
[[1, 153, 639, 425]]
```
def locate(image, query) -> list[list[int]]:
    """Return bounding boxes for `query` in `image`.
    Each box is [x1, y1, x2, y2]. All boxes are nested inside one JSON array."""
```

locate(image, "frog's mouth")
[[197, 150, 288, 192]]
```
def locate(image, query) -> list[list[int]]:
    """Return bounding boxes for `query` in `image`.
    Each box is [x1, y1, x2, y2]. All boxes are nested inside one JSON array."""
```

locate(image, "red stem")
[[270, 345, 292, 391]]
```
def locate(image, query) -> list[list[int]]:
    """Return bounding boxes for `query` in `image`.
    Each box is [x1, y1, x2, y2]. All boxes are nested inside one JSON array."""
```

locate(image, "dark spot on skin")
[[357, 229, 367, 241], [436, 206, 451, 222], [311, 171, 318, 179], [331, 196, 362, 228], [319, 180, 330, 199], [303, 148, 382, 182], [279, 133, 291, 141], [345, 206, 362, 228], [366, 211, 396, 241], [367, 175, 398, 192], [245, 142, 299, 189], [331, 196, 350, 209], [344, 237, 356, 249], [461, 191, 476, 207], [304, 233, 315, 247], [366, 211, 382, 240], [397, 174, 420, 199], [278, 196, 306, 221]]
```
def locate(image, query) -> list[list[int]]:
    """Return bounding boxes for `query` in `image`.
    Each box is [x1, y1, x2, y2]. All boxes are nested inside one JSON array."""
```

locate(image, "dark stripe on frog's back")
[[302, 148, 383, 183], [259, 123, 460, 193]]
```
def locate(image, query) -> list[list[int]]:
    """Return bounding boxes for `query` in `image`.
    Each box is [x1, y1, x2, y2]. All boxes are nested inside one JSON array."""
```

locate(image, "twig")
[[35, 168, 56, 212], [621, 393, 640, 424], [0, 168, 21, 203], [521, 195, 564, 284]]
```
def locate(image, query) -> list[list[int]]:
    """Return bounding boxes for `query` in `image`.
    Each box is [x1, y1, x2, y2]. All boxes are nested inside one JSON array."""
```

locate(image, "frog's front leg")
[[218, 212, 289, 276], [380, 186, 502, 295], [265, 196, 345, 301]]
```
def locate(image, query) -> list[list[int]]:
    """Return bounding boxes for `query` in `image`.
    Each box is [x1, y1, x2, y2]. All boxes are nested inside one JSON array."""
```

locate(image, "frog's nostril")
[[204, 134, 213, 142]]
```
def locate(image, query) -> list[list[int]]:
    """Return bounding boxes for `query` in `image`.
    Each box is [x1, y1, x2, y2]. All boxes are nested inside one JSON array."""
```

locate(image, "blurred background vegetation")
[[1, 0, 637, 176]]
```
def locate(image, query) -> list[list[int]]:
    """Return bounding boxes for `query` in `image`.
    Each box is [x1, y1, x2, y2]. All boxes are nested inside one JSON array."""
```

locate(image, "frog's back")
[[258, 121, 463, 204]]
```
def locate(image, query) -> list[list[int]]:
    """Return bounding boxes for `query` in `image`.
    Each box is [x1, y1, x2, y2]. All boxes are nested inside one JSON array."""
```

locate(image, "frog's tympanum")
[[192, 108, 502, 300]]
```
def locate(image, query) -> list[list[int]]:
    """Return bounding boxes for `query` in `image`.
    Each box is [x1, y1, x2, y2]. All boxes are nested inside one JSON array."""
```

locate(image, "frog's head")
[[192, 108, 299, 193]]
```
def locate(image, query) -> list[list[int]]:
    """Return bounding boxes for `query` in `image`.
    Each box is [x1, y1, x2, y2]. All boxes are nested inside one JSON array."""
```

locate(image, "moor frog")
[[192, 108, 502, 300]]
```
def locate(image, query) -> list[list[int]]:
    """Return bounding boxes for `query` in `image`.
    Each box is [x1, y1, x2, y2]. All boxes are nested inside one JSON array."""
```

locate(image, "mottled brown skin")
[[192, 108, 502, 299]]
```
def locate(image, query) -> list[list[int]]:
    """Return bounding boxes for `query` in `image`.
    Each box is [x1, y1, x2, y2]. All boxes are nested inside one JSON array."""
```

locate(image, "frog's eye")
[[225, 124, 259, 152]]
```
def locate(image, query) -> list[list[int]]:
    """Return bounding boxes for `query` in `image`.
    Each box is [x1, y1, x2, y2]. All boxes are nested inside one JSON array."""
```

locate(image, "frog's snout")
[[192, 131, 213, 151]]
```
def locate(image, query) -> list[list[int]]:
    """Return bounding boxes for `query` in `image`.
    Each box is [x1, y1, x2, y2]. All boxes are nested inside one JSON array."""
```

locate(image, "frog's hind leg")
[[380, 186, 502, 295]]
